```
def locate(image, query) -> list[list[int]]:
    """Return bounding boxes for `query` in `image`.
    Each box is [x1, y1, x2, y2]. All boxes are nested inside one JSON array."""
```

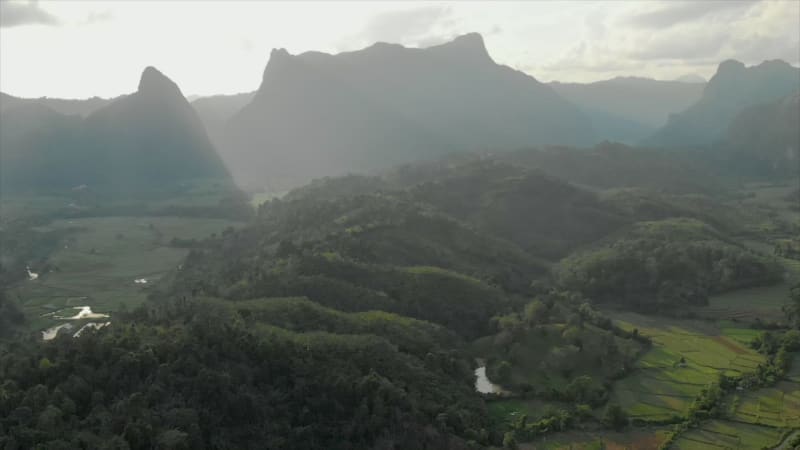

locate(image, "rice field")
[[522, 428, 671, 450], [726, 355, 800, 429], [9, 215, 241, 332], [609, 312, 765, 421], [671, 419, 784, 449]]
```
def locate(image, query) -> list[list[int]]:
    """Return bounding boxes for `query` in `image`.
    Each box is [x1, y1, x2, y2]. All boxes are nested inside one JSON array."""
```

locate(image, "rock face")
[[223, 33, 594, 190], [0, 67, 230, 193], [645, 59, 800, 148]]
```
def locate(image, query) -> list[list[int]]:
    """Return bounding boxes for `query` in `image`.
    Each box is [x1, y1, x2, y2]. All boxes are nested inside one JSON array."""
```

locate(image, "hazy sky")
[[1, 0, 798, 99]]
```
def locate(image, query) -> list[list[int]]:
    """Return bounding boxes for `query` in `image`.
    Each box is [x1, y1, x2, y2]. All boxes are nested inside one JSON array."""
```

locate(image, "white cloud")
[[0, 0, 58, 28], [0, 1, 797, 97]]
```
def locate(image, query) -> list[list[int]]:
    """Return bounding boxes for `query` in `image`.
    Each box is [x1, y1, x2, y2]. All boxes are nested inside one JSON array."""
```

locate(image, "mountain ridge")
[[222, 32, 594, 190], [645, 58, 800, 148]]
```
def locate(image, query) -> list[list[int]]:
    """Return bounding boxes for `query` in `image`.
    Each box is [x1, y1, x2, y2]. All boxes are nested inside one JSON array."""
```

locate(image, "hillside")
[[496, 142, 726, 195], [223, 33, 594, 190], [646, 59, 800, 148], [721, 91, 800, 176]]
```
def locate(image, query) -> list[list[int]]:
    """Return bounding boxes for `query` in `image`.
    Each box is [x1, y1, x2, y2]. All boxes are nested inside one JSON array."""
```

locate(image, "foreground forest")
[[1, 141, 799, 449]]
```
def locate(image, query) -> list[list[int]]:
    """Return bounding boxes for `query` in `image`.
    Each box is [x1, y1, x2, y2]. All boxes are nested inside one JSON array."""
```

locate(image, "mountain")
[[645, 59, 800, 148], [549, 76, 705, 129], [223, 33, 594, 190], [0, 102, 85, 191], [0, 92, 113, 117], [191, 91, 255, 149], [721, 90, 800, 176], [674, 74, 707, 83], [0, 67, 229, 193]]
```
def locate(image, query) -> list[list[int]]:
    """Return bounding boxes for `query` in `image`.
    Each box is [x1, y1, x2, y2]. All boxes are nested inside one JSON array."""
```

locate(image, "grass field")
[[609, 313, 765, 421], [8, 215, 241, 333], [522, 428, 671, 450], [671, 419, 785, 449]]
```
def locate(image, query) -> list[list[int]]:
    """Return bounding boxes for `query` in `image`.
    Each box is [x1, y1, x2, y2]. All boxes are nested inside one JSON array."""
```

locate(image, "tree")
[[601, 403, 628, 431], [523, 300, 547, 326], [502, 431, 517, 449], [785, 283, 800, 328]]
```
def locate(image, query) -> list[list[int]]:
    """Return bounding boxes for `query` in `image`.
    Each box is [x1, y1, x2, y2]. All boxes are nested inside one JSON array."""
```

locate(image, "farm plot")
[[609, 313, 764, 421], [728, 355, 800, 429], [9, 216, 240, 332], [523, 428, 670, 450], [672, 419, 784, 449]]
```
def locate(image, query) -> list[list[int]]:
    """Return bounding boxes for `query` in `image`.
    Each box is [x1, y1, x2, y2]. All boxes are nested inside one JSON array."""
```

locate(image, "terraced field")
[[726, 355, 800, 429], [672, 419, 785, 449], [609, 313, 765, 421], [523, 428, 671, 449]]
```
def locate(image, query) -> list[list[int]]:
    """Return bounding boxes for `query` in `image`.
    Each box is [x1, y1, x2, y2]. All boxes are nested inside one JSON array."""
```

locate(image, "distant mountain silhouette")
[[191, 92, 255, 150], [674, 74, 707, 83], [223, 33, 594, 190], [645, 59, 800, 148], [1, 67, 229, 193], [549, 76, 705, 129], [0, 92, 113, 117]]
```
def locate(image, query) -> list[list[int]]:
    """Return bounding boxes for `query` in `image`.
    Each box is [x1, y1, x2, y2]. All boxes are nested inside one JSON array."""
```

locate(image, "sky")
[[1, 0, 798, 99]]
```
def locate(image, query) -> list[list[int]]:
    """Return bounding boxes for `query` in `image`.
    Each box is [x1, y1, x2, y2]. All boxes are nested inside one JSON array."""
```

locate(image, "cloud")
[[82, 10, 113, 25], [627, 27, 729, 60], [533, 0, 797, 82], [359, 6, 453, 46], [0, 0, 59, 28], [626, 0, 760, 29]]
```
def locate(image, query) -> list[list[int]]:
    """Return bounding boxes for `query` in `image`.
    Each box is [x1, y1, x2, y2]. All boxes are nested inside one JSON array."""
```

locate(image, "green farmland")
[[8, 216, 241, 334]]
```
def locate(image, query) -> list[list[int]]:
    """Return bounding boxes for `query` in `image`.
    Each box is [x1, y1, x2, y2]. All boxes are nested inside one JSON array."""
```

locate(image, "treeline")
[[556, 219, 782, 311]]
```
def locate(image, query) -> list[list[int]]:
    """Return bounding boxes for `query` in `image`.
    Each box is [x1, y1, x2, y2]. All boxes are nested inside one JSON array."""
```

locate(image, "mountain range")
[[549, 76, 705, 130], [646, 59, 800, 148], [0, 67, 229, 193], [222, 33, 594, 190], [2, 34, 798, 193]]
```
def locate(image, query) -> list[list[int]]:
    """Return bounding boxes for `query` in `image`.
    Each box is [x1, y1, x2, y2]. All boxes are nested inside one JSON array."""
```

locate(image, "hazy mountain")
[[549, 76, 705, 129], [674, 73, 707, 83], [721, 90, 800, 176], [646, 59, 800, 148], [191, 91, 255, 148], [0, 92, 113, 117], [1, 67, 229, 193], [0, 103, 85, 191], [224, 33, 594, 190]]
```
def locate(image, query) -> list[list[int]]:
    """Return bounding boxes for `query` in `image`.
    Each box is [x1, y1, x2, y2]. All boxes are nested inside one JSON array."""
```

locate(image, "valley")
[[1, 9, 799, 448]]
